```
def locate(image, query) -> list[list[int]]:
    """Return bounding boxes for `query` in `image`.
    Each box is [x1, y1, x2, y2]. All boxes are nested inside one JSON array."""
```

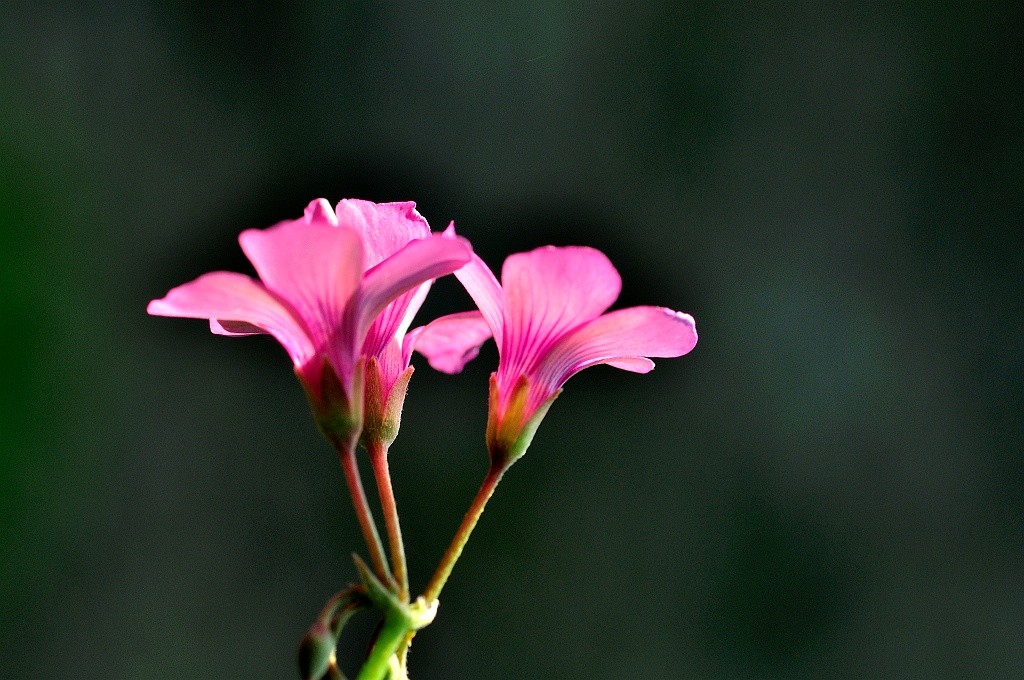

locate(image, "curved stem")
[[422, 462, 508, 603], [368, 439, 409, 601], [338, 441, 394, 590]]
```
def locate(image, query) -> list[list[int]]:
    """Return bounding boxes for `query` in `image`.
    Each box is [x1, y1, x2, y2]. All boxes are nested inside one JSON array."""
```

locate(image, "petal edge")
[[409, 310, 493, 374], [147, 271, 315, 367]]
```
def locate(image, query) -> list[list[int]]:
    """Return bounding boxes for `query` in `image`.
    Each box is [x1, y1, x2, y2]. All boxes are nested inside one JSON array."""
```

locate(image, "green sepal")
[[353, 554, 437, 631], [487, 373, 561, 468], [353, 553, 402, 613], [502, 390, 559, 466], [303, 359, 365, 449]]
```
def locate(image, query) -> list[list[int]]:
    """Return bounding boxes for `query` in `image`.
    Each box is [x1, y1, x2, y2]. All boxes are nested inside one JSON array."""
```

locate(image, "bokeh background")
[[2, 2, 1022, 678]]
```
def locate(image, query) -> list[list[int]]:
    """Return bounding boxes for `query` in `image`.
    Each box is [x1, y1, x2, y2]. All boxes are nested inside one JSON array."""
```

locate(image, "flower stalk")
[[355, 612, 410, 680], [338, 441, 395, 591], [423, 460, 509, 603], [352, 554, 437, 680], [367, 438, 409, 601]]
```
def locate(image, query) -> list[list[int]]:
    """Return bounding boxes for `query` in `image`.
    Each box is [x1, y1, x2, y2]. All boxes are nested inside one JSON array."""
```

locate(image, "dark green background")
[[2, 2, 1021, 678]]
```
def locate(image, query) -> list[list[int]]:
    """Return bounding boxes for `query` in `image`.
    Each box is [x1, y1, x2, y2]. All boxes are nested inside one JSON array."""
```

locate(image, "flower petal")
[[408, 311, 493, 374], [604, 357, 656, 373], [210, 319, 264, 336], [238, 212, 364, 367], [394, 281, 432, 340], [452, 252, 505, 348], [372, 336, 408, 395], [499, 246, 621, 378], [536, 306, 697, 389], [361, 281, 431, 363], [357, 233, 473, 343], [358, 216, 449, 365], [335, 199, 431, 268], [147, 271, 315, 367], [304, 197, 339, 225]]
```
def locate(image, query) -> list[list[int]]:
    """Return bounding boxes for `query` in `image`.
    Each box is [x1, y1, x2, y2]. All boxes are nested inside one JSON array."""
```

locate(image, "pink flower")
[[412, 245, 697, 464], [148, 198, 472, 441]]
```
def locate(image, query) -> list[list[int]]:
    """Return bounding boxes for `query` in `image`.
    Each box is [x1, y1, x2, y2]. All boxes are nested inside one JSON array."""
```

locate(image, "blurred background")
[[2, 2, 1021, 678]]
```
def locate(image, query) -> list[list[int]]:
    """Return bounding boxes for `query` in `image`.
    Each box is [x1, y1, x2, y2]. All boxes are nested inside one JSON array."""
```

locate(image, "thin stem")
[[368, 439, 409, 601], [354, 612, 409, 680], [422, 462, 508, 603], [338, 441, 394, 590]]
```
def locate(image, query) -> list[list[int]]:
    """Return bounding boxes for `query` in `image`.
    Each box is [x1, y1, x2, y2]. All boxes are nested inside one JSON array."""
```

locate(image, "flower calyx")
[[304, 359, 365, 450], [485, 374, 560, 468], [361, 357, 414, 450]]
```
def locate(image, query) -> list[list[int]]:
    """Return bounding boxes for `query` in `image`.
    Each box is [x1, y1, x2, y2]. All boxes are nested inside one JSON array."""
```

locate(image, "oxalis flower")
[[148, 198, 472, 445], [413, 245, 697, 466]]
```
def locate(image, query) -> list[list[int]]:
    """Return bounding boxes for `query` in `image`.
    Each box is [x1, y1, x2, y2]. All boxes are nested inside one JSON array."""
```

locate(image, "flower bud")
[[297, 621, 335, 680], [297, 586, 366, 680]]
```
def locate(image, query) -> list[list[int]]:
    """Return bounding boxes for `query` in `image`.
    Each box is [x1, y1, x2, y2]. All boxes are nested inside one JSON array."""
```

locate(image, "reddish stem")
[[422, 462, 508, 602], [338, 441, 394, 590], [367, 438, 409, 601]]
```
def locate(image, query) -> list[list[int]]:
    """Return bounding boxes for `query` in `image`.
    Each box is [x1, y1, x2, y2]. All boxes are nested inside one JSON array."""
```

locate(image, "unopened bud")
[[297, 586, 366, 680], [297, 621, 335, 680]]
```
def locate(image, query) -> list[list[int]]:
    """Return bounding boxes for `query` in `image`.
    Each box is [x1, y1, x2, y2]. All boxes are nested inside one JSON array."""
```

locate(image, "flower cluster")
[[148, 198, 697, 680]]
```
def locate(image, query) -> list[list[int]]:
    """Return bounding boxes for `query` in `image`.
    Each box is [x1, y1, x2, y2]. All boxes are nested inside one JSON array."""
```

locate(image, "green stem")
[[338, 441, 394, 590], [368, 439, 409, 602], [355, 613, 409, 680], [422, 462, 508, 603]]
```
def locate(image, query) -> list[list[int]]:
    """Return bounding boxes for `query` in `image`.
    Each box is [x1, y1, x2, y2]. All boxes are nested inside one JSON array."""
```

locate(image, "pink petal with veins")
[[358, 233, 472, 342], [335, 199, 431, 267], [498, 246, 621, 384], [536, 306, 697, 392], [452, 252, 505, 348], [147, 271, 315, 368], [238, 209, 364, 381]]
